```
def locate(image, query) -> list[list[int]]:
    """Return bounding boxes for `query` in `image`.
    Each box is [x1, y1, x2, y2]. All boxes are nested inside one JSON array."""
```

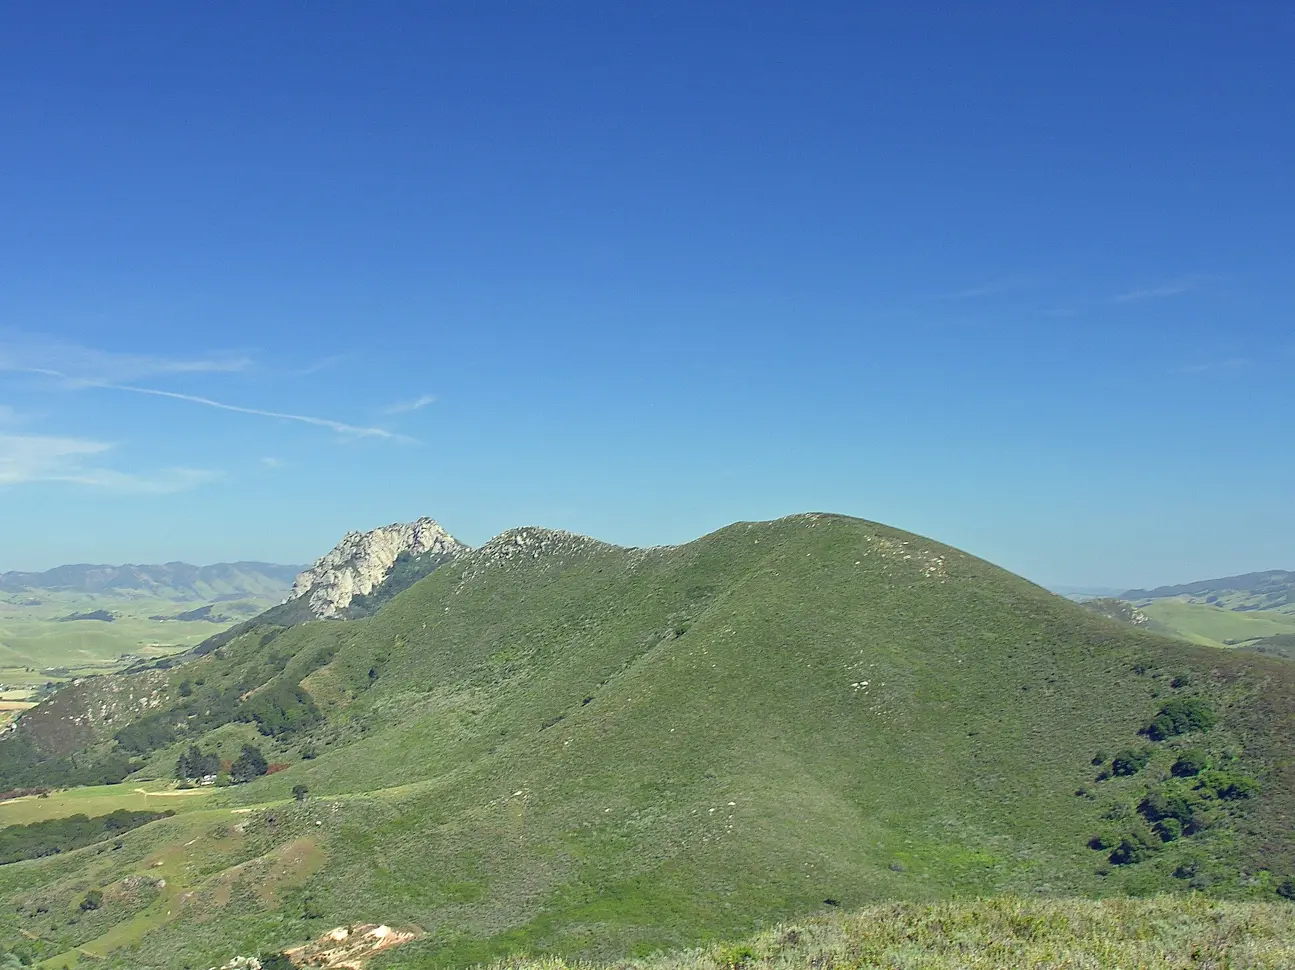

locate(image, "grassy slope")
[[3, 515, 1294, 968], [1136, 600, 1295, 648], [493, 896, 1295, 970], [0, 783, 213, 827]]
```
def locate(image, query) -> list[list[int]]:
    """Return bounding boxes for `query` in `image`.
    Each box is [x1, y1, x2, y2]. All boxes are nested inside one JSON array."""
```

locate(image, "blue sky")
[[1, 3, 1291, 588]]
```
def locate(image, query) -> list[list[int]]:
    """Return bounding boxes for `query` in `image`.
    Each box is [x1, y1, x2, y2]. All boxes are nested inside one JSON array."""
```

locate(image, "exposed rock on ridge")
[[290, 517, 466, 618]]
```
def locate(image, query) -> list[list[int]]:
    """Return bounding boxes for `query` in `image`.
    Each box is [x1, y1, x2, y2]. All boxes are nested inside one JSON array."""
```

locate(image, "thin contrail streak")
[[100, 383, 406, 439], [7, 366, 407, 440]]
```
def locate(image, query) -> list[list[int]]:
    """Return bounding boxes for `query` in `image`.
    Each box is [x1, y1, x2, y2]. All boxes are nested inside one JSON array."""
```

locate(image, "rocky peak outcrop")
[[290, 517, 466, 619]]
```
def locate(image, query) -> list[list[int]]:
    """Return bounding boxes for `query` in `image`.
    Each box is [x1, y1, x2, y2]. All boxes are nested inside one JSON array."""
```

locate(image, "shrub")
[[1109, 826, 1162, 866], [1197, 770, 1259, 801], [1155, 817, 1183, 842], [1091, 751, 1107, 766], [260, 954, 294, 970], [1138, 788, 1200, 841], [1172, 749, 1209, 778], [1112, 747, 1154, 776], [79, 889, 103, 911], [293, 784, 309, 802], [716, 944, 756, 969], [1278, 877, 1295, 901], [1145, 698, 1216, 741], [240, 683, 322, 738]]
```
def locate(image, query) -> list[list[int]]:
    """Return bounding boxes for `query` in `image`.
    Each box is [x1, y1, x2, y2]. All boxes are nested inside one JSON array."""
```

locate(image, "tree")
[[176, 745, 221, 780], [80, 888, 103, 911], [230, 745, 268, 783], [292, 784, 309, 802]]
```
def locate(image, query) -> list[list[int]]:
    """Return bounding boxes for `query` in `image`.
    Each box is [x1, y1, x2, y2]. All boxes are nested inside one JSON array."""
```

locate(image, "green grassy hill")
[[1, 515, 1293, 969]]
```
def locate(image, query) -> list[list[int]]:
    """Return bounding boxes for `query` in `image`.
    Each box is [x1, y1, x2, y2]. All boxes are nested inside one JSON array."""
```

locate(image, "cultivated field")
[[0, 590, 285, 687], [1136, 599, 1295, 648]]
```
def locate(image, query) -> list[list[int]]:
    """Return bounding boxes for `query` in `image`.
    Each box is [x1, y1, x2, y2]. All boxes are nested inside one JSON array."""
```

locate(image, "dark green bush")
[[1156, 817, 1183, 841], [1171, 749, 1208, 777], [1138, 789, 1200, 840], [1278, 877, 1295, 901], [79, 889, 103, 911], [1197, 770, 1259, 801], [1111, 747, 1154, 776], [240, 683, 321, 738], [1108, 826, 1162, 865], [1145, 698, 1216, 741]]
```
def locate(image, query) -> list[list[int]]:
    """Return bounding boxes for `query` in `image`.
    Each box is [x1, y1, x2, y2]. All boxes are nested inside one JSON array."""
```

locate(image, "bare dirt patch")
[[284, 923, 419, 968]]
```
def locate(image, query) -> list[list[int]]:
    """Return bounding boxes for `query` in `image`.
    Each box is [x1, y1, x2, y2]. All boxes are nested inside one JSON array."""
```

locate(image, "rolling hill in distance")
[[0, 562, 305, 697], [1, 513, 1292, 969], [0, 562, 303, 601], [1072, 571, 1295, 651]]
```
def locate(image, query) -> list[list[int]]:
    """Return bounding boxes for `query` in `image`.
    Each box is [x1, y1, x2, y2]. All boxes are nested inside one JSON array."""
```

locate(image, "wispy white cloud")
[[2, 335, 412, 448], [0, 404, 20, 426], [0, 335, 249, 383], [1114, 276, 1215, 303], [5, 358, 408, 441], [381, 394, 437, 415], [0, 433, 213, 493], [260, 457, 285, 469]]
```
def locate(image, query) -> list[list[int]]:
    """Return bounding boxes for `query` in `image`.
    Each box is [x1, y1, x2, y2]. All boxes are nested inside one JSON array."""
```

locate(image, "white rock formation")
[[289, 517, 466, 618]]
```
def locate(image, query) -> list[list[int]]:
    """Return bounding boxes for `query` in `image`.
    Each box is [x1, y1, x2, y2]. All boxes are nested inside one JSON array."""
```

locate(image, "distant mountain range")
[[1121, 570, 1295, 615], [0, 561, 303, 600]]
